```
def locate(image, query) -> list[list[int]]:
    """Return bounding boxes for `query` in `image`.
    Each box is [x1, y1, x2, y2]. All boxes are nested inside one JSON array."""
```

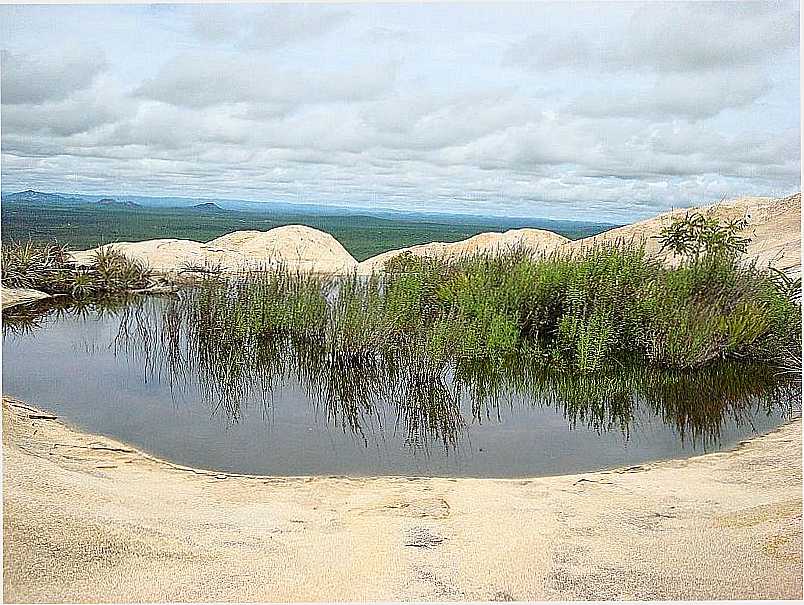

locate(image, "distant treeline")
[[1, 202, 614, 261]]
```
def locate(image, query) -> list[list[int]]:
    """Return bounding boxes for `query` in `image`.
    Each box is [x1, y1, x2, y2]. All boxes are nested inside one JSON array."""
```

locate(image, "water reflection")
[[5, 294, 799, 458]]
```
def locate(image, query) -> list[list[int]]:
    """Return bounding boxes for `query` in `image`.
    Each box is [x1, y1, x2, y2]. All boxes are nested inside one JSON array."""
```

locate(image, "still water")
[[2, 296, 798, 477]]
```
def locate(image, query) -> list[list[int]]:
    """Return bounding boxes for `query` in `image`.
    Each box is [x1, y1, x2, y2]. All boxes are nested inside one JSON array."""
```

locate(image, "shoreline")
[[3, 395, 802, 601], [1, 396, 797, 483]]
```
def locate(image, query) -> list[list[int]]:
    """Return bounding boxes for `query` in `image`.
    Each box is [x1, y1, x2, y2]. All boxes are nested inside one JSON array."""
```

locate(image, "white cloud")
[[569, 66, 771, 120], [135, 51, 399, 109], [1, 46, 107, 104], [0, 2, 799, 220], [505, 3, 797, 74], [189, 4, 351, 51]]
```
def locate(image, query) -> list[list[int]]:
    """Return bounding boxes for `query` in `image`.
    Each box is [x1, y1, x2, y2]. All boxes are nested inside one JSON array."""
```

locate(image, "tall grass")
[[182, 242, 800, 373]]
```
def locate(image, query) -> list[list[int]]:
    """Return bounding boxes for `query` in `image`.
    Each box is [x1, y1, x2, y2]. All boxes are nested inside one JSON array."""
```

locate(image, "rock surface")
[[563, 193, 802, 273], [356, 193, 801, 274], [71, 225, 359, 274], [357, 228, 570, 273], [0, 287, 51, 310], [52, 192, 804, 278], [3, 397, 801, 601]]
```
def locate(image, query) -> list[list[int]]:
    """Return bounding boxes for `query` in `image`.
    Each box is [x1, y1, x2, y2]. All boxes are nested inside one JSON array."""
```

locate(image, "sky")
[[0, 2, 800, 222]]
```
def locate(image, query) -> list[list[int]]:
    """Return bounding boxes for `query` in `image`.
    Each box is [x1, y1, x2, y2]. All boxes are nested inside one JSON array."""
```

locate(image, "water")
[[2, 296, 798, 477]]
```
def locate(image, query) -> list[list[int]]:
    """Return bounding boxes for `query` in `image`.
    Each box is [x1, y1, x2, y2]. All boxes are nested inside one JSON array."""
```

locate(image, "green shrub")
[[657, 210, 751, 258], [1, 240, 153, 298]]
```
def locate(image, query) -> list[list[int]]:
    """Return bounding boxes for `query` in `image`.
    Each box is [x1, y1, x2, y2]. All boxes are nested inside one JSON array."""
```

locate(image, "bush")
[[1, 240, 153, 298], [656, 210, 751, 258]]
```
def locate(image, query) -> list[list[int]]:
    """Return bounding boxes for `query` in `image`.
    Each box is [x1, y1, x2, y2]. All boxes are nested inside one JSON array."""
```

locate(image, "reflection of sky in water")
[[2, 301, 797, 478]]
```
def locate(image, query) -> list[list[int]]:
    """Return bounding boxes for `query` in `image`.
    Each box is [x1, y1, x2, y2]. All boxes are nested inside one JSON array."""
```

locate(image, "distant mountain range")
[[3, 190, 85, 205], [0, 189, 619, 231], [96, 198, 141, 209], [192, 202, 226, 213]]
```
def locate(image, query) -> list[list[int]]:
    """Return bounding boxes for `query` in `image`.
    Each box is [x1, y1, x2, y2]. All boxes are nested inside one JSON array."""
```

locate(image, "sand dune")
[[563, 193, 802, 273], [356, 228, 570, 273], [71, 225, 358, 275]]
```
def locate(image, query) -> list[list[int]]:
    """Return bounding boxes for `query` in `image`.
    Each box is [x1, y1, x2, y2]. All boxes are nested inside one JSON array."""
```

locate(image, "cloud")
[[1, 77, 134, 137], [0, 3, 799, 221], [502, 3, 797, 122], [189, 4, 351, 50], [569, 66, 771, 120], [1, 46, 107, 105], [135, 51, 398, 108], [623, 2, 798, 73], [505, 3, 798, 74]]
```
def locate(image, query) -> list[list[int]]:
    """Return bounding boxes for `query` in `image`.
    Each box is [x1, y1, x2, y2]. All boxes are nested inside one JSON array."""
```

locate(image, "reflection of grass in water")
[[454, 356, 797, 449], [3, 295, 138, 337], [101, 293, 798, 452], [6, 290, 799, 454]]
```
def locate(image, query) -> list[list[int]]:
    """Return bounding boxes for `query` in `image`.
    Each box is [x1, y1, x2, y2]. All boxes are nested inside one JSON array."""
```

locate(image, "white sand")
[[71, 225, 359, 275], [0, 287, 51, 310], [3, 397, 801, 602]]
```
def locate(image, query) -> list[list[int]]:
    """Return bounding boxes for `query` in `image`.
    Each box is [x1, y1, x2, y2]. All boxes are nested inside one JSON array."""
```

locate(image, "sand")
[[3, 397, 801, 602], [0, 287, 51, 310], [71, 225, 358, 275], [356, 228, 570, 273]]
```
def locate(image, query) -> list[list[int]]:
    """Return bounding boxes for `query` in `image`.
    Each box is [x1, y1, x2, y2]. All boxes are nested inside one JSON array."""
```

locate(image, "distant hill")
[[0, 189, 621, 233], [192, 202, 225, 213], [1, 190, 83, 205], [96, 198, 141, 209]]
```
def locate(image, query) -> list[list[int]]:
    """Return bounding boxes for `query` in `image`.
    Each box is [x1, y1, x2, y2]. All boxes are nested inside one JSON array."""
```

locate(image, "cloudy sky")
[[0, 2, 799, 221]]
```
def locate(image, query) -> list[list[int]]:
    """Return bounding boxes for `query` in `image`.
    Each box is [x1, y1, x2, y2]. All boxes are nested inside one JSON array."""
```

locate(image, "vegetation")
[[4, 210, 799, 375], [1, 203, 613, 261], [176, 236, 800, 374], [1, 240, 153, 297], [657, 210, 751, 258]]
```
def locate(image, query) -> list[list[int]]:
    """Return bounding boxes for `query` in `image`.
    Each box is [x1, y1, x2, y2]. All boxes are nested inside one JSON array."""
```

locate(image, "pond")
[[2, 295, 799, 478]]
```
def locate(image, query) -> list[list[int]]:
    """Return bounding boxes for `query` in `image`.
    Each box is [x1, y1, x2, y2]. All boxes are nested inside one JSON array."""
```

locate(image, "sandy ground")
[[70, 225, 359, 274], [3, 396, 801, 602], [0, 287, 51, 311]]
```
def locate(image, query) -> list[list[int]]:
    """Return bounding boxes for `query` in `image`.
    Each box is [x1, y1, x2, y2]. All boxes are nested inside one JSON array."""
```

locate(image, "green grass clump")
[[1, 240, 153, 298], [185, 240, 800, 372]]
